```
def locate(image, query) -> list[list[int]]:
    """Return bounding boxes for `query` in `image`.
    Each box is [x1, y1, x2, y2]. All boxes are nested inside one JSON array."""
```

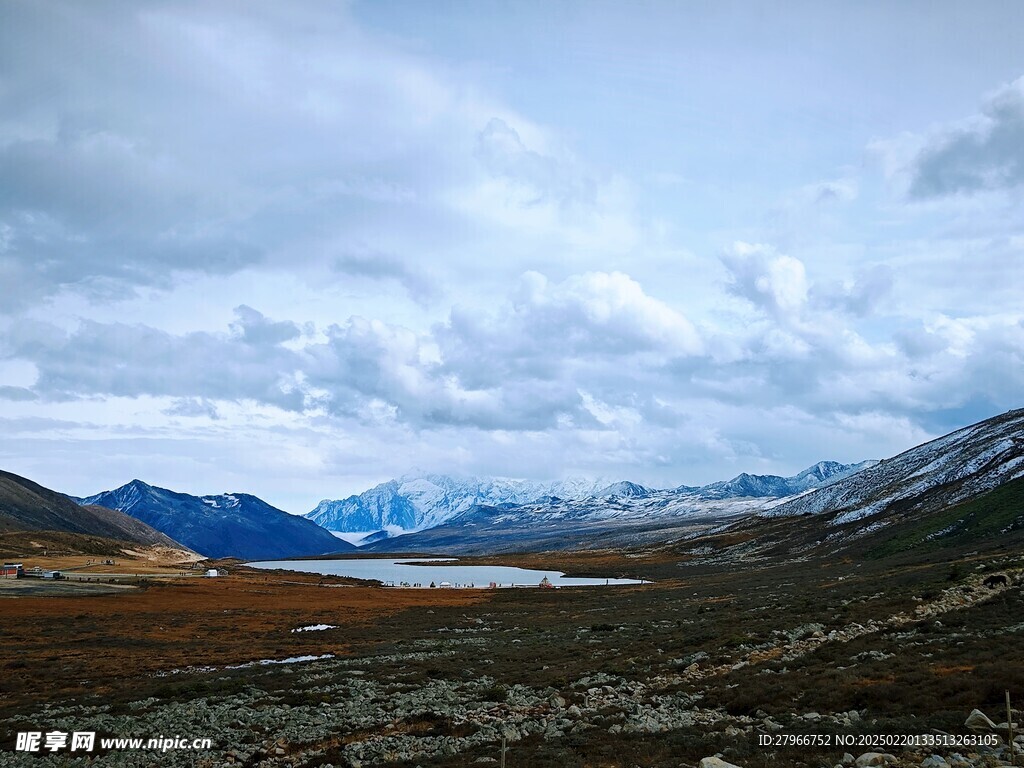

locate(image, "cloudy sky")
[[2, 1, 1023, 512]]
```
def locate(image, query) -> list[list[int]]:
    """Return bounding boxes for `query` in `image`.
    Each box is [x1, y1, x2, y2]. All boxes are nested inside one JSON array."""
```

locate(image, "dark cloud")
[[909, 77, 1024, 198], [0, 386, 37, 402], [0, 1, 481, 312], [332, 252, 437, 303], [5, 315, 304, 410], [163, 398, 220, 420], [230, 305, 302, 347], [811, 265, 893, 317]]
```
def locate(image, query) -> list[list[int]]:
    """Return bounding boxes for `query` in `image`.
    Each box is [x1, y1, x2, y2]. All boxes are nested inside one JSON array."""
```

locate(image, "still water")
[[248, 558, 648, 588]]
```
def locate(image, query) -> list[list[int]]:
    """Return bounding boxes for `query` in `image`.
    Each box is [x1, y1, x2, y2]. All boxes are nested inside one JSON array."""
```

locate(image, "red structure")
[[1, 563, 24, 579]]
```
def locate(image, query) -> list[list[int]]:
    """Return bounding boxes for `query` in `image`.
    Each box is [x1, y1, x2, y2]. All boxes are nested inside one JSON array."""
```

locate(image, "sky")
[[1, 0, 1023, 513]]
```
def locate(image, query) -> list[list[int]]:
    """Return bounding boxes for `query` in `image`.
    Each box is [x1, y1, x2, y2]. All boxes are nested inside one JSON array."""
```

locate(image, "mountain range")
[[78, 480, 352, 560], [306, 475, 612, 534], [5, 409, 1021, 562], [354, 460, 876, 554], [306, 460, 875, 543]]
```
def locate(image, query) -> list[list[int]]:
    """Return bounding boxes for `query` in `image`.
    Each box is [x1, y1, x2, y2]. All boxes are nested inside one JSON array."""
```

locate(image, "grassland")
[[1, 529, 1023, 767]]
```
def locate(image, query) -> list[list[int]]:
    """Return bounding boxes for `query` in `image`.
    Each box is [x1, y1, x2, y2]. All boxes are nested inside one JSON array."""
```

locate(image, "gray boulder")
[[964, 708, 998, 731]]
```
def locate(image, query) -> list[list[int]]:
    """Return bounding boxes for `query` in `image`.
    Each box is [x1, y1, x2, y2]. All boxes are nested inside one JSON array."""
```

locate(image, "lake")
[[247, 558, 648, 588]]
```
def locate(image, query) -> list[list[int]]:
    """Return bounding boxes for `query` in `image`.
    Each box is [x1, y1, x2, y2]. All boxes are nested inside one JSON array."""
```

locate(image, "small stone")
[[842, 753, 856, 766], [855, 754, 890, 768], [920, 756, 949, 768], [698, 758, 744, 768]]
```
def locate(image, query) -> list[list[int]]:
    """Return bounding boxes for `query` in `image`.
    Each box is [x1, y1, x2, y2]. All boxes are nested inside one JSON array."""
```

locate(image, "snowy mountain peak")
[[305, 474, 610, 534], [305, 463, 872, 537], [597, 481, 652, 498]]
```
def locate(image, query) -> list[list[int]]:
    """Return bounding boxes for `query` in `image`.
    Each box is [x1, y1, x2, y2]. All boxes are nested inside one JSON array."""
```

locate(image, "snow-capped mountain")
[[596, 481, 653, 498], [693, 460, 877, 500], [763, 409, 1024, 526], [305, 474, 611, 534], [309, 461, 873, 550], [79, 480, 353, 560]]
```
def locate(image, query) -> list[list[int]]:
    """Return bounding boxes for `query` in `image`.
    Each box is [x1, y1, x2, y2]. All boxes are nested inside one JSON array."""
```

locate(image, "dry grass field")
[[2, 538, 1023, 767]]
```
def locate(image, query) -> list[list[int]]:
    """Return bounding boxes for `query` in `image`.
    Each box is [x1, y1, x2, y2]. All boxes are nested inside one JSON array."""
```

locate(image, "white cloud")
[[721, 242, 809, 322]]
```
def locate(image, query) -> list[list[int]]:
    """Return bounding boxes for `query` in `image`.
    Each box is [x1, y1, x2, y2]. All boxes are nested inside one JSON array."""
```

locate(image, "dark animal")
[[983, 574, 1009, 589]]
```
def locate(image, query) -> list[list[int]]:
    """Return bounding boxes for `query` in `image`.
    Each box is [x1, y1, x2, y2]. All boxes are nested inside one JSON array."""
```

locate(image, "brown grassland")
[[1, 528, 1023, 767]]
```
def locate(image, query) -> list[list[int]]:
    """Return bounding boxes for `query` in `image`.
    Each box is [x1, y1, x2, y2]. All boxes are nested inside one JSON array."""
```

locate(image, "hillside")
[[0, 470, 184, 549], [667, 409, 1024, 563], [764, 408, 1024, 524]]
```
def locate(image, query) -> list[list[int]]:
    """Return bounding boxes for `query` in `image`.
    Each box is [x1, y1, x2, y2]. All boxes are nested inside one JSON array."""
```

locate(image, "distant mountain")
[[597, 481, 653, 498], [309, 463, 872, 541], [361, 493, 770, 555], [306, 475, 610, 534], [79, 480, 353, 560], [0, 470, 183, 549], [693, 460, 877, 500], [764, 409, 1024, 525], [359, 460, 874, 555]]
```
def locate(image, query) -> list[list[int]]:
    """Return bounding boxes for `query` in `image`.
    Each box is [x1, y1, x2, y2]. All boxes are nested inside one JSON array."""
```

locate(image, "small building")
[[539, 576, 555, 589], [1, 563, 23, 579], [205, 568, 221, 578], [438, 581, 452, 588]]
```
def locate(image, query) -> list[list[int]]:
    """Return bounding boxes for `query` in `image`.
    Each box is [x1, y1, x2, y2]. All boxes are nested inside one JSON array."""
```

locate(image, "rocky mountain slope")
[[79, 480, 353, 560], [764, 408, 1024, 525], [669, 408, 1024, 563], [0, 469, 184, 549]]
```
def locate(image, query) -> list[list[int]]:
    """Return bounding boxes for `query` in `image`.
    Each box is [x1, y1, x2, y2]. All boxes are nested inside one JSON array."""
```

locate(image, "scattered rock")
[[855, 753, 892, 767], [698, 758, 744, 768]]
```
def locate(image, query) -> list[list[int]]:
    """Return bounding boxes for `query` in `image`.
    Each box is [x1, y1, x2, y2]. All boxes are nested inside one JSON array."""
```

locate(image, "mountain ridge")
[[79, 480, 353, 560], [0, 469, 185, 549], [306, 461, 874, 537]]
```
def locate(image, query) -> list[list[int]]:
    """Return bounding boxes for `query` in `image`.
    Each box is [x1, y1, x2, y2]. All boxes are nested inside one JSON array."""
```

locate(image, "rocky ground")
[[2, 548, 1023, 767]]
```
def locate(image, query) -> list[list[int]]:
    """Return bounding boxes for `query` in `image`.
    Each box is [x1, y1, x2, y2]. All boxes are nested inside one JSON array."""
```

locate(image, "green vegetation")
[[868, 475, 1024, 559]]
